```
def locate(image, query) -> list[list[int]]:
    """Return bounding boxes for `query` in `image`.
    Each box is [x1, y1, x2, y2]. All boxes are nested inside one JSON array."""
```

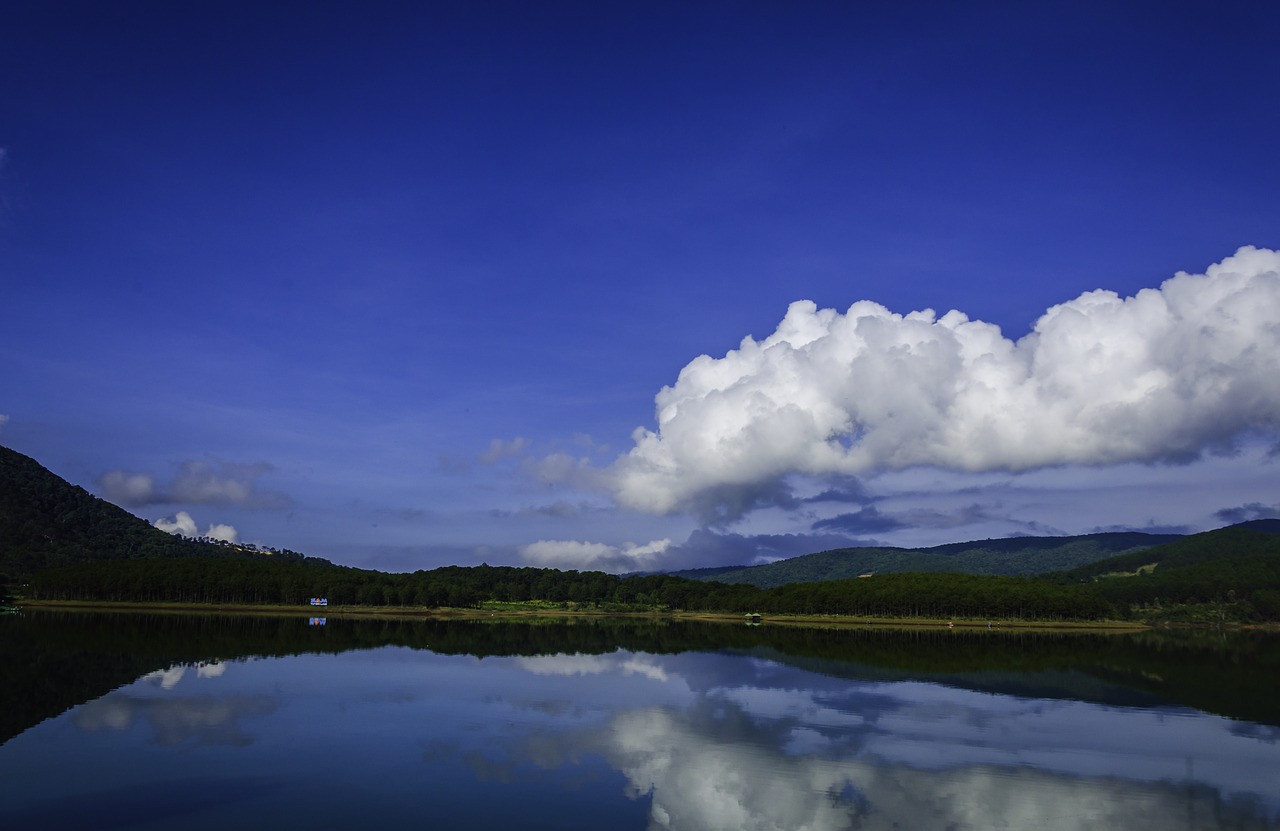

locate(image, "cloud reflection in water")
[[74, 660, 276, 747], [505, 652, 1279, 831]]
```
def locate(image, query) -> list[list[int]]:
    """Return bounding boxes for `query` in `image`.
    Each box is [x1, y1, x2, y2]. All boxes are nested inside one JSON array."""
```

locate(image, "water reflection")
[[73, 689, 277, 747], [498, 652, 1280, 831], [2, 615, 1278, 830], [584, 690, 1275, 831]]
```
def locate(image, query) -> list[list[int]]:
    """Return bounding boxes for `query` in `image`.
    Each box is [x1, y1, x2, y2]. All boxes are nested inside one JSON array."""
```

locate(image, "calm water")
[[1, 612, 1278, 830]]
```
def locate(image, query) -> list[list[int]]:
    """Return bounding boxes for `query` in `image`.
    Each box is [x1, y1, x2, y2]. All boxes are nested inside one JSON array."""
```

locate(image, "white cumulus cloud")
[[154, 511, 199, 536], [614, 246, 1280, 517], [153, 510, 239, 543], [519, 538, 673, 573], [204, 522, 239, 543]]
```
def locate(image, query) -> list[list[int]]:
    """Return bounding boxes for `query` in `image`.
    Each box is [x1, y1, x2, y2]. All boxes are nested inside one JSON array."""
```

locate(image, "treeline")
[[25, 517, 1280, 621], [1089, 553, 1280, 618], [28, 557, 1118, 620]]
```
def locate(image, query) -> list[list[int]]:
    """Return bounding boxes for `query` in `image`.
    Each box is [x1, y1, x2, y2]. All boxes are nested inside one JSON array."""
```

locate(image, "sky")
[[3, 0, 1280, 573]]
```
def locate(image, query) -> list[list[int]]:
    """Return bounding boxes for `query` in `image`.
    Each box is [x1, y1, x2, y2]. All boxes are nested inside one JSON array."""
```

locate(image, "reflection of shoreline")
[[3, 611, 1278, 754], [5, 630, 1280, 831]]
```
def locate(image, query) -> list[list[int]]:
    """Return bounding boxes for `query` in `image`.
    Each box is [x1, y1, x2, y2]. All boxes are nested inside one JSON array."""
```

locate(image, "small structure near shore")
[[310, 597, 328, 606]]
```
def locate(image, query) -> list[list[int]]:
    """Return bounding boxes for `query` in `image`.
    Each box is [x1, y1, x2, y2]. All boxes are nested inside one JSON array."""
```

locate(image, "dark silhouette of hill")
[[671, 532, 1185, 588], [0, 444, 328, 580]]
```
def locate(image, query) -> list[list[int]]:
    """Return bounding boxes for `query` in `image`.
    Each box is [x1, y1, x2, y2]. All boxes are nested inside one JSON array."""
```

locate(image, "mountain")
[[670, 532, 1185, 589], [0, 444, 327, 580]]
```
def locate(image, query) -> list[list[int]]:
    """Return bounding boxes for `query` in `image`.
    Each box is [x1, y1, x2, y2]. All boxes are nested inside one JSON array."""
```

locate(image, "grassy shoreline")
[[13, 598, 1154, 631]]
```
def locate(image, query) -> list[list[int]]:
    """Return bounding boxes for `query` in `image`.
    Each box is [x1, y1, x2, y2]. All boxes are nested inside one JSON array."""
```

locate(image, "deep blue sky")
[[4, 1, 1279, 572]]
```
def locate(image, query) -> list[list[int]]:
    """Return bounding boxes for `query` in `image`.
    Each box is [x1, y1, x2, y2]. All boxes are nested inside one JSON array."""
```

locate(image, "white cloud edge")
[[154, 510, 239, 543], [610, 245, 1280, 516], [519, 538, 674, 573]]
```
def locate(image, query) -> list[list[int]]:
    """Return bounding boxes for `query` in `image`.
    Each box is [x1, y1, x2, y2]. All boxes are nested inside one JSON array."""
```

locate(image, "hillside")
[[1049, 522, 1280, 619], [0, 444, 327, 580], [671, 532, 1184, 589], [1054, 520, 1280, 580]]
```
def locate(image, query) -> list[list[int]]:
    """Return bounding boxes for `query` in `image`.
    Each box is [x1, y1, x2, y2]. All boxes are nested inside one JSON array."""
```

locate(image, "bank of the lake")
[[13, 597, 1155, 631]]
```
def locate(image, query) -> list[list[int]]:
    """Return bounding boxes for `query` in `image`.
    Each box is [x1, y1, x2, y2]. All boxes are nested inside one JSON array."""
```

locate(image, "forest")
[[21, 547, 1276, 622], [24, 556, 1110, 619]]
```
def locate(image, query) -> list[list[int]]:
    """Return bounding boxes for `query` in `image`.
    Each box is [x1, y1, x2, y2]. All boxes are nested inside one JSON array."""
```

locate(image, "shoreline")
[[12, 598, 1155, 631]]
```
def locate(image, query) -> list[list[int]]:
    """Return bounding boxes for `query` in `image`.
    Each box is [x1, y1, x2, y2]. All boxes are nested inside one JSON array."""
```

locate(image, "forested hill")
[[1053, 520, 1280, 582], [0, 444, 328, 579], [670, 532, 1185, 588], [1045, 523, 1280, 620]]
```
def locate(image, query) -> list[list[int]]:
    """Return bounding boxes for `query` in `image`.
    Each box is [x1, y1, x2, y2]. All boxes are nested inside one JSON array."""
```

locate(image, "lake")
[[1, 611, 1278, 830]]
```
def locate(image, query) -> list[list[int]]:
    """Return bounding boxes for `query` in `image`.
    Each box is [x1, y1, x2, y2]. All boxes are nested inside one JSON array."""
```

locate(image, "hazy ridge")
[[669, 532, 1186, 588]]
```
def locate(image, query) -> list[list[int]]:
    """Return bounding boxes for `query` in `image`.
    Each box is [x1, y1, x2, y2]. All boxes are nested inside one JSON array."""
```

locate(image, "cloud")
[[480, 436, 530, 464], [0, 413, 8, 432], [571, 432, 610, 455], [499, 500, 595, 519], [204, 522, 239, 543], [815, 502, 1049, 536], [167, 460, 287, 508], [592, 703, 1269, 831], [516, 654, 670, 682], [1213, 502, 1280, 524], [1087, 522, 1194, 535], [614, 246, 1280, 517], [519, 538, 674, 573], [800, 476, 875, 506], [525, 452, 611, 491], [810, 505, 905, 534], [153, 511, 239, 543], [98, 470, 158, 505], [683, 479, 800, 526], [99, 459, 290, 509], [519, 529, 870, 573], [73, 685, 275, 747], [669, 528, 871, 568], [154, 511, 198, 536]]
